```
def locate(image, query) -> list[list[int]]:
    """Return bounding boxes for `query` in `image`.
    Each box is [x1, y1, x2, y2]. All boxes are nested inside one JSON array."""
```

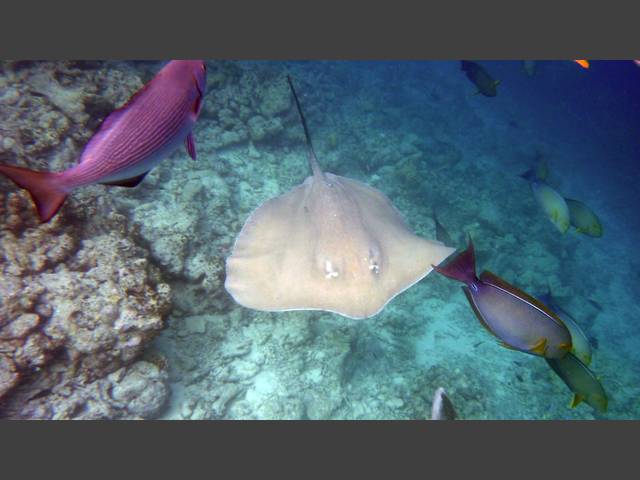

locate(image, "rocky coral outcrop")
[[0, 191, 172, 418], [196, 62, 293, 150], [10, 360, 170, 420], [0, 61, 173, 419]]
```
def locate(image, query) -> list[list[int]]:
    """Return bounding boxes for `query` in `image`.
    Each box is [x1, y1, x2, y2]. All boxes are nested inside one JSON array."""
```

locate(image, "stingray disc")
[[225, 172, 454, 319]]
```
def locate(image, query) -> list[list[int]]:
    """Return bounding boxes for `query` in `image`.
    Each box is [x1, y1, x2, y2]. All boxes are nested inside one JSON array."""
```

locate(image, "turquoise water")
[[1, 60, 638, 419]]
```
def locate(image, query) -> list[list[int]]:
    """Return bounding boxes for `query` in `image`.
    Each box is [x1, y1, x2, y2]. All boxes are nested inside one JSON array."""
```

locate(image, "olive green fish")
[[461, 61, 500, 97], [565, 198, 603, 237], [520, 169, 570, 234], [538, 288, 592, 365], [533, 182, 570, 233], [546, 352, 607, 413]]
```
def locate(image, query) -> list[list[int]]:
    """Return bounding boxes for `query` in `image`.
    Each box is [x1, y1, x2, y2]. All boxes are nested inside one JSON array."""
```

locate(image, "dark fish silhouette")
[[432, 207, 454, 247], [546, 352, 607, 413], [461, 61, 500, 97]]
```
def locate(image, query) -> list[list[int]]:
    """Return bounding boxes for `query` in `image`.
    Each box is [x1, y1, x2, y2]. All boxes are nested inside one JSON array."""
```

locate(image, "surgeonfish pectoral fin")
[[494, 79, 501, 86], [530, 338, 548, 355], [185, 133, 197, 161], [570, 394, 584, 408]]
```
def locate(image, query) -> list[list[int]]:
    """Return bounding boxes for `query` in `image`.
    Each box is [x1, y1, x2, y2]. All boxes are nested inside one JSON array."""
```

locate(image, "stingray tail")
[[286, 75, 323, 179], [0, 164, 68, 222], [432, 237, 478, 284]]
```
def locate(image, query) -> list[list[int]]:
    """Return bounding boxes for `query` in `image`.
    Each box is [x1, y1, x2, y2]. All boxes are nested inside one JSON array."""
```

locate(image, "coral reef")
[[0, 61, 172, 419], [0, 191, 171, 418], [196, 62, 293, 150]]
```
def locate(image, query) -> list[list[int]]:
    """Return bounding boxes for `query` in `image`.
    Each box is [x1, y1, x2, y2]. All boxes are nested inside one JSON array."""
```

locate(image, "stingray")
[[224, 76, 455, 319]]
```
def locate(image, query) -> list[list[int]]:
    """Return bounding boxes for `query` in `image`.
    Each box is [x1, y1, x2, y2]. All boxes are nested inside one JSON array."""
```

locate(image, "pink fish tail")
[[0, 164, 68, 222], [432, 238, 478, 285]]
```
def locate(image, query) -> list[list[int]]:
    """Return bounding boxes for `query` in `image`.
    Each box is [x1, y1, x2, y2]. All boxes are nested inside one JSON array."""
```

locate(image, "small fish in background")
[[460, 61, 500, 97], [430, 387, 457, 420], [432, 238, 572, 359], [523, 60, 537, 77], [565, 198, 603, 237], [520, 166, 571, 234], [573, 59, 590, 69], [538, 286, 592, 366], [546, 352, 608, 413], [0, 60, 208, 222], [432, 207, 455, 247]]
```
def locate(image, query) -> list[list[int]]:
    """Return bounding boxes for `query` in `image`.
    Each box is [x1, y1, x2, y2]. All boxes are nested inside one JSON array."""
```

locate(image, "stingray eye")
[[367, 247, 381, 274]]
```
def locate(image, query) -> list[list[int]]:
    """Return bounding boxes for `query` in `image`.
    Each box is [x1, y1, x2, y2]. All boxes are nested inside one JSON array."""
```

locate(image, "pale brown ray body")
[[224, 77, 454, 319]]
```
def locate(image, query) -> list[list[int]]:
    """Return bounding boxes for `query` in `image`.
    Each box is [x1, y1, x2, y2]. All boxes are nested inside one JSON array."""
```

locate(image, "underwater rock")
[[247, 115, 284, 142], [108, 361, 170, 418], [6, 360, 169, 420], [198, 62, 293, 150], [0, 187, 171, 418]]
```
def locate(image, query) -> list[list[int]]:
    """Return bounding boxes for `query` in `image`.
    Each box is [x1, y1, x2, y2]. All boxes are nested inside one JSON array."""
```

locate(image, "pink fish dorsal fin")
[[480, 271, 566, 326], [191, 72, 204, 116]]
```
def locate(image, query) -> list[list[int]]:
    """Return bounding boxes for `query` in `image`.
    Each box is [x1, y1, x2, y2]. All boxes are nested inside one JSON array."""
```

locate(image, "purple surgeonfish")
[[432, 239, 572, 359], [0, 60, 207, 222]]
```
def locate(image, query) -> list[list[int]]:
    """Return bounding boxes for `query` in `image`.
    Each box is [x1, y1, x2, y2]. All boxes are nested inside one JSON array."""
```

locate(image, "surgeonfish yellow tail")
[[573, 60, 590, 69]]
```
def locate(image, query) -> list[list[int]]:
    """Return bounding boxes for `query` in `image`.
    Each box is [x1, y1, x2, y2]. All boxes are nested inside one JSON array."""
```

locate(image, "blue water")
[[1, 60, 639, 419]]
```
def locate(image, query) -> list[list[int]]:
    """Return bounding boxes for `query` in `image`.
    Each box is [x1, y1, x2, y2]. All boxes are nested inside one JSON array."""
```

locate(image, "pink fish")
[[0, 60, 207, 222]]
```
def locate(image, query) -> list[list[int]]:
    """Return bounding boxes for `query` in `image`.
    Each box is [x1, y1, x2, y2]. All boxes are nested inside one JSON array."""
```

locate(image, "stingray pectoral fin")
[[570, 394, 584, 408], [100, 171, 149, 188], [530, 338, 548, 355], [185, 133, 197, 160]]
